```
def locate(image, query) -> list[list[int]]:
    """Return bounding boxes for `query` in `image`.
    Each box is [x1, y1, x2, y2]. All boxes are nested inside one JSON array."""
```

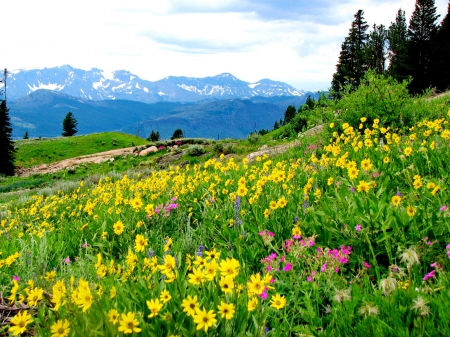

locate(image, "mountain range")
[[4, 65, 317, 139], [6, 65, 305, 103]]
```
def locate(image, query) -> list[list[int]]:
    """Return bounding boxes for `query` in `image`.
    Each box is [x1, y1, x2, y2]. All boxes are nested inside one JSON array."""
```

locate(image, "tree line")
[[331, 0, 450, 98]]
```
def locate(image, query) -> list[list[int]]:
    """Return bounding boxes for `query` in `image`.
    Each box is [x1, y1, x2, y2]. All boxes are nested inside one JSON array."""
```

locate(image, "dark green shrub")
[[213, 143, 224, 154], [291, 114, 308, 133]]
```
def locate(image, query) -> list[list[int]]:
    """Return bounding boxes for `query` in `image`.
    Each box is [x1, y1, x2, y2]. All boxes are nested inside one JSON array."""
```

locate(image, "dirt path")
[[16, 147, 138, 177], [16, 124, 327, 177]]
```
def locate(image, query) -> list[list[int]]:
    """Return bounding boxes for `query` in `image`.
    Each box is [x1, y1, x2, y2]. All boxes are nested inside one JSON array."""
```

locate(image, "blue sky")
[[3, 0, 448, 91]]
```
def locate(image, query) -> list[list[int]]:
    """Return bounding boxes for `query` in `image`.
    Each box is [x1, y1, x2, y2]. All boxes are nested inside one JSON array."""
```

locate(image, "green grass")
[[14, 132, 148, 168]]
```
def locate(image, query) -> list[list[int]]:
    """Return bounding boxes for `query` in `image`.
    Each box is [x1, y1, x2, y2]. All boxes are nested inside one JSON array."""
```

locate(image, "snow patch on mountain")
[[178, 84, 200, 93], [101, 70, 115, 81], [27, 82, 65, 92]]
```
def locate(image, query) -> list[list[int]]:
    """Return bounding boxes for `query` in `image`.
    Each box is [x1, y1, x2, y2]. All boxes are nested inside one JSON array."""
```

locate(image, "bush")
[[336, 71, 413, 130], [187, 145, 206, 157], [223, 144, 236, 155], [291, 114, 308, 133], [274, 124, 297, 140], [213, 143, 224, 154], [247, 133, 261, 144]]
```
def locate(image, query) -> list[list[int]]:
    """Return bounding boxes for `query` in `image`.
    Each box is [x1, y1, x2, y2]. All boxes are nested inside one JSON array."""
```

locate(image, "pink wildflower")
[[261, 291, 268, 300], [283, 263, 292, 272], [423, 270, 436, 281], [431, 262, 441, 269]]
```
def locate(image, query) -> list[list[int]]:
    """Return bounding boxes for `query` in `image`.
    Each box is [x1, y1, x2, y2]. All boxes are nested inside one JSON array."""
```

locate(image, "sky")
[[2, 0, 448, 91]]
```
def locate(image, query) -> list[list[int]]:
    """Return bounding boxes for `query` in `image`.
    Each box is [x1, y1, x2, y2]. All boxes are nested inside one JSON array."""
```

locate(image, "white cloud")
[[2, 0, 448, 91]]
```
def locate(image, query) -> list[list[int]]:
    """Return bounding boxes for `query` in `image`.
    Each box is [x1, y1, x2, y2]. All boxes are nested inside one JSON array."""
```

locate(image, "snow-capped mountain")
[[6, 65, 305, 103]]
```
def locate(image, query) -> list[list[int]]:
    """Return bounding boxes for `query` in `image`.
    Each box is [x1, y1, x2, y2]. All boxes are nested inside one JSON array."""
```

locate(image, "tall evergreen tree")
[[304, 95, 316, 110], [147, 130, 161, 142], [283, 105, 297, 124], [0, 100, 16, 176], [366, 24, 388, 74], [62, 112, 78, 137], [407, 0, 440, 94], [331, 10, 369, 99], [387, 9, 411, 82], [429, 3, 450, 92]]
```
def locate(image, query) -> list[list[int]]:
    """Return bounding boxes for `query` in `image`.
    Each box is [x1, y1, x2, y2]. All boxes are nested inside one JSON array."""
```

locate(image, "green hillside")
[[14, 132, 148, 168]]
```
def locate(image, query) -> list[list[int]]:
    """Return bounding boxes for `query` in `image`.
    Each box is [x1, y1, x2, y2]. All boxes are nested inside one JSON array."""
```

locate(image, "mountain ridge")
[[9, 90, 315, 139], [6, 65, 306, 103]]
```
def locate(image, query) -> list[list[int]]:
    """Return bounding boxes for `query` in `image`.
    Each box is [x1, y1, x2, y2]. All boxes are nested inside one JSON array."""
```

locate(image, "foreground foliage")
[[1, 109, 450, 336]]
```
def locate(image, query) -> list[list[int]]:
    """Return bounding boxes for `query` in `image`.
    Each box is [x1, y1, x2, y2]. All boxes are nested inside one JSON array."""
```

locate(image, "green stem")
[[364, 231, 380, 281]]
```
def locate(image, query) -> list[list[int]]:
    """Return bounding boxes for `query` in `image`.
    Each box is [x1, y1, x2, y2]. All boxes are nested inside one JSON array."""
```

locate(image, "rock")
[[139, 146, 158, 156]]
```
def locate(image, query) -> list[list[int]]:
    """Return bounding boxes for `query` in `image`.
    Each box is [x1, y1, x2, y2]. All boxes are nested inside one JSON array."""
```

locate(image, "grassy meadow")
[[14, 132, 148, 168], [1, 78, 450, 336]]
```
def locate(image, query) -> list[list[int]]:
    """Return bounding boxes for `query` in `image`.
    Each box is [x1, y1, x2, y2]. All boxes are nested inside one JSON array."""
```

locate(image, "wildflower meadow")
[[1, 109, 450, 336]]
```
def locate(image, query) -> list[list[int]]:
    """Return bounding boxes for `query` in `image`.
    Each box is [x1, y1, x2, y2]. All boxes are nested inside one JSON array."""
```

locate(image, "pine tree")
[[429, 3, 450, 92], [62, 112, 78, 137], [407, 0, 440, 94], [388, 9, 411, 82], [283, 105, 297, 124], [366, 24, 388, 74], [304, 95, 316, 110], [171, 129, 184, 140], [0, 100, 16, 176], [331, 10, 369, 98], [147, 130, 161, 142], [273, 121, 280, 130], [23, 131, 29, 139]]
